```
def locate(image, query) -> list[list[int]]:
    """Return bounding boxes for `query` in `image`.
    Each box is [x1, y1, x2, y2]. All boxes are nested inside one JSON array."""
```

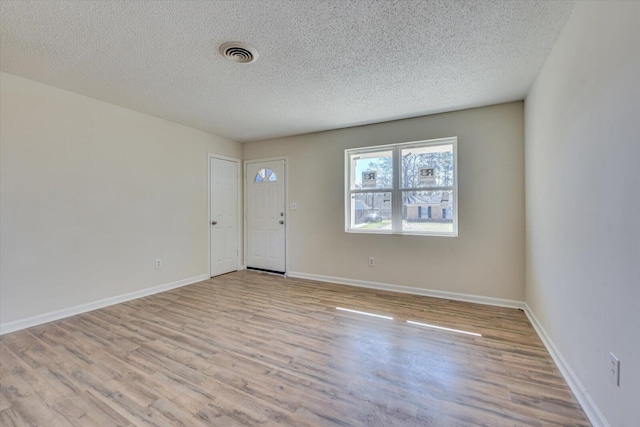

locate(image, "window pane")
[[402, 190, 454, 233], [255, 168, 277, 183], [345, 137, 457, 236], [400, 144, 454, 188], [350, 150, 393, 190], [350, 192, 392, 230]]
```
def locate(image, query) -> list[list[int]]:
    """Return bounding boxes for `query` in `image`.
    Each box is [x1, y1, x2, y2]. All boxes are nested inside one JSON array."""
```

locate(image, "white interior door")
[[246, 160, 286, 273], [210, 156, 239, 277]]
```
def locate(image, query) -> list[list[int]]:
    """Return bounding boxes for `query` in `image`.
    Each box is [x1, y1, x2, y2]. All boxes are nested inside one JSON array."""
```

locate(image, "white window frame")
[[345, 137, 458, 237]]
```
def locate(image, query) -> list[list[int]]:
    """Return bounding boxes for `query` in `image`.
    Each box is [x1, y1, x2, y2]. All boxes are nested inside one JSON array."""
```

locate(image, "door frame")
[[243, 157, 289, 275], [208, 153, 243, 277]]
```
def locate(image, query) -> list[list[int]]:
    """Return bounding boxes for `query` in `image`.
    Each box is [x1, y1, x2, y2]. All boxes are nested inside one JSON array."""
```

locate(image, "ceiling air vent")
[[219, 42, 258, 64]]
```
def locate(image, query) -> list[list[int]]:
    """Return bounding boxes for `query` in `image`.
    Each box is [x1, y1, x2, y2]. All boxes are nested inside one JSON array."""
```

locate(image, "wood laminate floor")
[[0, 271, 590, 426]]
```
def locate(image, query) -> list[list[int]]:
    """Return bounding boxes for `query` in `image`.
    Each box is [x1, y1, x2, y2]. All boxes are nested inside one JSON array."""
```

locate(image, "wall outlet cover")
[[610, 352, 620, 386]]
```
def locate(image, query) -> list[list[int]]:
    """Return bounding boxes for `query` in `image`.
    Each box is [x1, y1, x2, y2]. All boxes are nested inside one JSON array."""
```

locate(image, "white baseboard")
[[0, 274, 209, 335], [523, 303, 609, 427], [286, 271, 525, 309]]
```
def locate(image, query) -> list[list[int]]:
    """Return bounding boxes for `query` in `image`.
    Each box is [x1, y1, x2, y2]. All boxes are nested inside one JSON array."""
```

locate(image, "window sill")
[[346, 229, 458, 237]]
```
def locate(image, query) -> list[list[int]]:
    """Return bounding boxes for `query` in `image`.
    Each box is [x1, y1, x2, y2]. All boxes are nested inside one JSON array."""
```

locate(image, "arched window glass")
[[254, 168, 277, 183]]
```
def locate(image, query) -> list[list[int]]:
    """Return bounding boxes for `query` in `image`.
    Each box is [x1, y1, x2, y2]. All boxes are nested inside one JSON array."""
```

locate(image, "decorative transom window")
[[345, 137, 458, 236], [254, 168, 277, 183]]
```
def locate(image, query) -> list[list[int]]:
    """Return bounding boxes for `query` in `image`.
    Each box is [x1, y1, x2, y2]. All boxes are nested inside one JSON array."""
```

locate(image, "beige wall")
[[0, 72, 242, 326], [525, 2, 640, 426], [244, 102, 525, 301]]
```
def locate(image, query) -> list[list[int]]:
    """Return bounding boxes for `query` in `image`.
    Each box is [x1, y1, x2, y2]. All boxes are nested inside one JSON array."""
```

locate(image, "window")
[[254, 168, 277, 183], [345, 137, 457, 236]]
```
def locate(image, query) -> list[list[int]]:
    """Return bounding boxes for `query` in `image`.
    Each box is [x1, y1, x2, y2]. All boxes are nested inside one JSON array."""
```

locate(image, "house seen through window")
[[345, 137, 457, 236]]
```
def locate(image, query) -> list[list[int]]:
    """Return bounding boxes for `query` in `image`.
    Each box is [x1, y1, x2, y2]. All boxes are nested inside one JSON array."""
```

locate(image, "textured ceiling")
[[0, 0, 574, 142]]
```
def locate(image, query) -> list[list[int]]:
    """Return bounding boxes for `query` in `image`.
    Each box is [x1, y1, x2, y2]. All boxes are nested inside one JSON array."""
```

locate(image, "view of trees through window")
[[346, 139, 457, 235]]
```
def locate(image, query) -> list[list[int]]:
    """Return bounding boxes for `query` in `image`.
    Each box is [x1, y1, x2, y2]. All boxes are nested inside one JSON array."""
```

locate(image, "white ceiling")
[[0, 0, 574, 142]]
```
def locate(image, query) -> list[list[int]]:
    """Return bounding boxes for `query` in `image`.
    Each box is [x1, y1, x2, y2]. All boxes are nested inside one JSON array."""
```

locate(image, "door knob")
[[279, 220, 284, 224], [211, 221, 217, 225]]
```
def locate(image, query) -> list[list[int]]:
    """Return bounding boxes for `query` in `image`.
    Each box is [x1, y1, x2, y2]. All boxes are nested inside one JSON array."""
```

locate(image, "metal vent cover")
[[219, 42, 258, 64]]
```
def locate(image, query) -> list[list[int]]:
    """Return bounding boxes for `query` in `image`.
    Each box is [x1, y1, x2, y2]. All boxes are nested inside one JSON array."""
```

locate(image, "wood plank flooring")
[[0, 270, 590, 426]]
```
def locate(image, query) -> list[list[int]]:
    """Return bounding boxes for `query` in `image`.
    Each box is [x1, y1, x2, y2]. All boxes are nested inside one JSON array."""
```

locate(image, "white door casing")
[[245, 159, 286, 273], [210, 156, 239, 277]]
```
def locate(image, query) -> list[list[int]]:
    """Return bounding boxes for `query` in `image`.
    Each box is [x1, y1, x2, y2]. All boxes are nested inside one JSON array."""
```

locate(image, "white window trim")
[[344, 137, 458, 237]]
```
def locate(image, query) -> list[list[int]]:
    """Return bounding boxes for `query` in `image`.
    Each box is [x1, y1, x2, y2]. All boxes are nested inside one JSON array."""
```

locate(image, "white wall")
[[244, 102, 525, 301], [525, 2, 640, 426], [0, 72, 242, 328]]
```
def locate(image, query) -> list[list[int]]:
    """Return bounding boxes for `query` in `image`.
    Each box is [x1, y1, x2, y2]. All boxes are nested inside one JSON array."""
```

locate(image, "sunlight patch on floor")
[[406, 320, 482, 337], [336, 307, 394, 320]]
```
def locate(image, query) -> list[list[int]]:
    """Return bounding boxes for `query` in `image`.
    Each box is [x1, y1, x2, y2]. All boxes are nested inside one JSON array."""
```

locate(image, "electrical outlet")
[[368, 257, 375, 267], [155, 259, 162, 269], [610, 352, 620, 386]]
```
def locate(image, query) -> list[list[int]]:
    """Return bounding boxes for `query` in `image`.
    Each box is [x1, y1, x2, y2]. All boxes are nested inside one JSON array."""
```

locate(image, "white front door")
[[246, 159, 286, 273], [210, 156, 239, 277]]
